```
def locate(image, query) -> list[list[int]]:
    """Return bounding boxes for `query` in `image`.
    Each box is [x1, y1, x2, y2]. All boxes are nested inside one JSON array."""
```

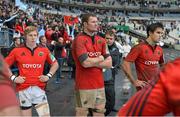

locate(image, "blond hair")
[[24, 26, 38, 36]]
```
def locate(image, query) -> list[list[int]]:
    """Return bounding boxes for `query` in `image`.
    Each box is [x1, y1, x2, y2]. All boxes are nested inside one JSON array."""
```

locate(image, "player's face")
[[25, 31, 38, 45], [85, 16, 98, 33], [106, 34, 115, 46], [150, 27, 164, 43]]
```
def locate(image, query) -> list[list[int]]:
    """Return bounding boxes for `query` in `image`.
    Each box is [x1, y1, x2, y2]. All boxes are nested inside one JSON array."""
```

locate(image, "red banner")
[[64, 16, 79, 25]]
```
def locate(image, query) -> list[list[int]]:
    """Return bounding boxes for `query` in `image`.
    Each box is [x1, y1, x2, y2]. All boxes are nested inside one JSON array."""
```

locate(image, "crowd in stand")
[[70, 0, 180, 8]]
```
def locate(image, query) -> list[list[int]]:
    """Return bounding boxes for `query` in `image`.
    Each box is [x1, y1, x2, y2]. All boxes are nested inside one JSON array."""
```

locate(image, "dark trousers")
[[56, 58, 64, 82], [104, 82, 115, 116]]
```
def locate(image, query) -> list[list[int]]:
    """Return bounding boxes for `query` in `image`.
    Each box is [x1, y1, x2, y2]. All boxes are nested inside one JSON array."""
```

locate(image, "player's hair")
[[24, 26, 38, 36], [146, 22, 164, 37], [81, 13, 97, 26]]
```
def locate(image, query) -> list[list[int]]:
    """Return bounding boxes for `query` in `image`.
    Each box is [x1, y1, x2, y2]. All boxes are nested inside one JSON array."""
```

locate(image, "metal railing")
[[0, 27, 14, 48]]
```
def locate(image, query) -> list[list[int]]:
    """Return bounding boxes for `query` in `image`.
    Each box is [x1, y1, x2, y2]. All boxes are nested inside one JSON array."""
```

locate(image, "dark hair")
[[146, 22, 164, 37], [13, 37, 20, 42], [81, 13, 96, 26], [105, 30, 115, 37], [39, 35, 45, 43]]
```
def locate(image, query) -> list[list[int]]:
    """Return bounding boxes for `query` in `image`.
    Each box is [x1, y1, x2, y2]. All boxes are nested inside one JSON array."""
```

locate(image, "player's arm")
[[39, 52, 59, 82], [74, 37, 104, 68], [80, 54, 104, 68], [48, 61, 59, 76], [94, 41, 112, 68], [122, 60, 148, 88], [122, 60, 136, 84], [95, 55, 112, 69]]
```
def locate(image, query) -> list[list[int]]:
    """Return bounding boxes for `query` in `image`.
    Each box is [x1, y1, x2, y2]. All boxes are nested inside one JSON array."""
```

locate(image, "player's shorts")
[[17, 86, 48, 108], [75, 88, 106, 113]]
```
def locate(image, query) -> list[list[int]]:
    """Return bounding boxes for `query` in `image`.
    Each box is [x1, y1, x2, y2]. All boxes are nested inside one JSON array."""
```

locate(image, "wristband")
[[46, 73, 53, 78], [10, 75, 16, 82]]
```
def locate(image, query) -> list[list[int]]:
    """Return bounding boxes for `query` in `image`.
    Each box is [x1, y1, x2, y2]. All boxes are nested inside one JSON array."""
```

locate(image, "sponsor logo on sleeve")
[[50, 54, 56, 62]]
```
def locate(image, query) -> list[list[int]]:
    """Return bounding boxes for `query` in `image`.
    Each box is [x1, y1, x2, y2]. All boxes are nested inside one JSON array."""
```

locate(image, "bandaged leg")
[[93, 88, 106, 116], [76, 107, 88, 116], [35, 102, 50, 117]]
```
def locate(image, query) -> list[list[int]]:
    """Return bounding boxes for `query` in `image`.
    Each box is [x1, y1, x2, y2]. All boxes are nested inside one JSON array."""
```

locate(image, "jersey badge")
[[97, 40, 102, 44], [145, 50, 148, 54], [38, 52, 44, 56]]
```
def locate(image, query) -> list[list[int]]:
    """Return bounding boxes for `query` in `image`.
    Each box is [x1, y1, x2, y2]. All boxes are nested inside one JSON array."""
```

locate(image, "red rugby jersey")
[[118, 58, 180, 116], [5, 45, 56, 91], [72, 33, 108, 90], [125, 41, 164, 81]]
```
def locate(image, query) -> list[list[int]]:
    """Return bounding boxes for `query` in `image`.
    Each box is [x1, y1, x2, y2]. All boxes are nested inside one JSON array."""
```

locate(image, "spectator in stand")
[[122, 40, 131, 59], [39, 35, 54, 52], [15, 18, 27, 36], [39, 35, 54, 75], [45, 25, 54, 44], [54, 37, 67, 83]]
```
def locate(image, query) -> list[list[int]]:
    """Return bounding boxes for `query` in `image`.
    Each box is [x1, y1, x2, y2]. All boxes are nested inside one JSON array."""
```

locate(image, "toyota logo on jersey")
[[22, 64, 42, 69], [145, 61, 159, 65], [87, 52, 101, 57]]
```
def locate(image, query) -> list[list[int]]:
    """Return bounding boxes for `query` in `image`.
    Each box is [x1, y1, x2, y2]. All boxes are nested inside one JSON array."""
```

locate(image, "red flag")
[[64, 16, 79, 25]]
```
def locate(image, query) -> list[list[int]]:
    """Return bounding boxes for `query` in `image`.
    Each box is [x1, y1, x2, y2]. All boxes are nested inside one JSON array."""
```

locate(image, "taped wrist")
[[46, 73, 53, 79], [10, 75, 17, 82]]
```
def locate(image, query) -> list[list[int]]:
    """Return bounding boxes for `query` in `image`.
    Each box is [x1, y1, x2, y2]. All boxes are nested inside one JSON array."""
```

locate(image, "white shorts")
[[17, 86, 48, 107]]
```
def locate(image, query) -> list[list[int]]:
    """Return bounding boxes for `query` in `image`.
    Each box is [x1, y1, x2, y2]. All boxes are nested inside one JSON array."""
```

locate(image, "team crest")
[[145, 50, 148, 54], [157, 51, 161, 55], [38, 52, 44, 56], [83, 40, 88, 44], [21, 52, 26, 56], [98, 40, 102, 44]]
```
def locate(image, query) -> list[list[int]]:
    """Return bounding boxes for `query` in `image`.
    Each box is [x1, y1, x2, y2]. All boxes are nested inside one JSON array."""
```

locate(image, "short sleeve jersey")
[[5, 45, 56, 91], [72, 33, 108, 90], [118, 58, 180, 116], [0, 54, 19, 109], [125, 41, 164, 81]]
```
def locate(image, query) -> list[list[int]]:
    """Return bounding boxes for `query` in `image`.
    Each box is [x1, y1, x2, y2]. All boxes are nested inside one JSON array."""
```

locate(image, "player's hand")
[[39, 75, 49, 82], [134, 79, 148, 89], [14, 76, 26, 84], [98, 55, 104, 62]]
